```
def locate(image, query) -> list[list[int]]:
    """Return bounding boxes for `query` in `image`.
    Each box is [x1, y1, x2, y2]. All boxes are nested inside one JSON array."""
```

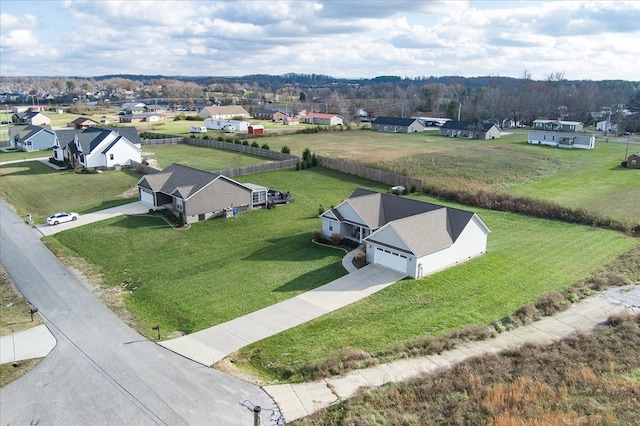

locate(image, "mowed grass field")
[[43, 168, 388, 335], [230, 129, 640, 225], [41, 166, 639, 382], [234, 200, 638, 381], [0, 161, 142, 222], [141, 143, 273, 171]]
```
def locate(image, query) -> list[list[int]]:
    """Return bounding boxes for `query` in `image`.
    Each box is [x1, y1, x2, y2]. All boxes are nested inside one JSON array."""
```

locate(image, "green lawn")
[[210, 130, 639, 225], [43, 168, 390, 335], [141, 143, 272, 171], [41, 167, 639, 382], [236, 206, 638, 382], [0, 161, 141, 222], [0, 149, 53, 163]]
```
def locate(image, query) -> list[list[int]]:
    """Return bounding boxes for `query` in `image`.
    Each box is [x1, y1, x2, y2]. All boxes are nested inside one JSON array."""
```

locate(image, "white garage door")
[[373, 247, 408, 274], [140, 188, 155, 206]]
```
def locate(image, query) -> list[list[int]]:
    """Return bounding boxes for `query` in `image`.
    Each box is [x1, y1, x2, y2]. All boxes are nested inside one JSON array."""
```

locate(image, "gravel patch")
[[598, 284, 640, 313]]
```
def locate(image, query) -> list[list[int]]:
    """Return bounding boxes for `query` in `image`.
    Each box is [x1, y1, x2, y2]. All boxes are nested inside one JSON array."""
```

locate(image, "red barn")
[[248, 124, 264, 135]]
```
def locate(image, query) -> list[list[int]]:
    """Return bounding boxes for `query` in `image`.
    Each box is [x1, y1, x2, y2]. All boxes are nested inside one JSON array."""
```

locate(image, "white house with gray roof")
[[320, 189, 490, 279], [53, 126, 142, 168]]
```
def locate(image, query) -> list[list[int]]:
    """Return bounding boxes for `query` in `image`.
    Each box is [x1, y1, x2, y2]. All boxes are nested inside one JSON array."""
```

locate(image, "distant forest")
[[2, 73, 639, 130]]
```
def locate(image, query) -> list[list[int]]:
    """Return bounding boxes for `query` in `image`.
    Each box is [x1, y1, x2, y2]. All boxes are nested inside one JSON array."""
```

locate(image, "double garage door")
[[373, 247, 408, 274]]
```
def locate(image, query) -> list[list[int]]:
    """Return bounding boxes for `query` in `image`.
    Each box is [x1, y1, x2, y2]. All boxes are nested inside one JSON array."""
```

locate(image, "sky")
[[0, 0, 638, 81]]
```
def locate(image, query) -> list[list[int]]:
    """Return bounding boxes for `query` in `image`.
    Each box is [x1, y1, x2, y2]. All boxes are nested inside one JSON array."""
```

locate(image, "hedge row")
[[421, 184, 640, 237]]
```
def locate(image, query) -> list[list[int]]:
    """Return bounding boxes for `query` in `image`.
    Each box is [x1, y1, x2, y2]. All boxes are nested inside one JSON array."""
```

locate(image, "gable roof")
[[138, 163, 251, 200], [329, 189, 486, 256], [55, 126, 141, 151], [372, 117, 422, 126], [70, 117, 98, 126], [255, 108, 287, 115], [200, 105, 249, 116], [440, 121, 497, 132], [11, 124, 54, 140], [304, 112, 341, 119], [16, 111, 48, 120]]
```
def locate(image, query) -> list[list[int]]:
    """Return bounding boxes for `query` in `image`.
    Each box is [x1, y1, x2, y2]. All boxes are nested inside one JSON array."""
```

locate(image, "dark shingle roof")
[[144, 163, 222, 198], [440, 121, 496, 132], [372, 117, 420, 126], [55, 126, 140, 152]]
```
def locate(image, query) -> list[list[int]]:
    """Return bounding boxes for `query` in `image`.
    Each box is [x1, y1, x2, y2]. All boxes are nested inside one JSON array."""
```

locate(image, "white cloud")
[[0, 0, 637, 79]]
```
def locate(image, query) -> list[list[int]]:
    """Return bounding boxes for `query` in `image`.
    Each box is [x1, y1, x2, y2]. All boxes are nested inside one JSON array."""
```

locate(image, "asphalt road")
[[0, 198, 274, 425]]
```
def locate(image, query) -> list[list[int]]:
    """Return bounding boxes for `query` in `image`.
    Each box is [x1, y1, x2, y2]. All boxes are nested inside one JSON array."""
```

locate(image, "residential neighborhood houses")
[[371, 116, 427, 133], [137, 163, 268, 223], [439, 120, 502, 139], [8, 124, 56, 151], [320, 189, 490, 279], [527, 119, 595, 149], [52, 126, 142, 168]]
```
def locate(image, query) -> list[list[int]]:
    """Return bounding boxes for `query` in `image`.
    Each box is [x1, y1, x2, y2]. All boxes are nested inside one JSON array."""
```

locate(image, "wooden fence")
[[317, 156, 422, 191], [185, 137, 297, 161], [137, 132, 421, 190]]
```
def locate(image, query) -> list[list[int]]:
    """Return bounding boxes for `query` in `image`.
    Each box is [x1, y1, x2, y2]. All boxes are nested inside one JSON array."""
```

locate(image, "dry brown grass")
[[0, 265, 41, 335], [295, 316, 640, 425]]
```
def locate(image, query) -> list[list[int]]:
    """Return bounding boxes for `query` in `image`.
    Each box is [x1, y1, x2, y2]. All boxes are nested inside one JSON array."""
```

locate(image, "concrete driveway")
[[160, 264, 406, 366], [35, 201, 150, 236]]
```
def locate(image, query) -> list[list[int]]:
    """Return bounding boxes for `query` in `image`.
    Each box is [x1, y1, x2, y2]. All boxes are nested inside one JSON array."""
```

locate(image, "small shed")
[[627, 153, 640, 169], [248, 124, 264, 135]]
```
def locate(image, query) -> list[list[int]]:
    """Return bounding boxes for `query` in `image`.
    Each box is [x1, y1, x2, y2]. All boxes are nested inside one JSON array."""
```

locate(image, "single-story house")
[[595, 120, 617, 132], [301, 113, 344, 126], [121, 102, 146, 111], [248, 124, 264, 135], [283, 116, 299, 126], [12, 111, 51, 126], [8, 125, 56, 151], [199, 105, 250, 119], [532, 119, 584, 132], [626, 153, 640, 169], [254, 109, 288, 122], [439, 121, 502, 139], [371, 117, 426, 133], [137, 163, 268, 224], [527, 130, 595, 149], [68, 117, 99, 129], [320, 189, 490, 279], [119, 113, 165, 123], [53, 126, 142, 168]]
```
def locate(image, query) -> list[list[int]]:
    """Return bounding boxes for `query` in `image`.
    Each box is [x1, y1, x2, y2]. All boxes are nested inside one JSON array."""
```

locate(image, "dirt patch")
[[214, 356, 265, 385], [117, 186, 139, 199]]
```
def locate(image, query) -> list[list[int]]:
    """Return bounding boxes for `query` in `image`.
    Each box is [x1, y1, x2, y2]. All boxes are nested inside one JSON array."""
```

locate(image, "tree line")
[[1, 72, 639, 131]]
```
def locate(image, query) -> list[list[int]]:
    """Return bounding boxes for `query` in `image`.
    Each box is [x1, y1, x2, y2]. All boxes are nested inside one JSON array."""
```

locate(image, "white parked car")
[[47, 212, 79, 226]]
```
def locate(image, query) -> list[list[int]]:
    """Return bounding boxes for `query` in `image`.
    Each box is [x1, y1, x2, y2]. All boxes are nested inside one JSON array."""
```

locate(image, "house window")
[[175, 198, 184, 211], [328, 223, 333, 231], [109, 153, 114, 160]]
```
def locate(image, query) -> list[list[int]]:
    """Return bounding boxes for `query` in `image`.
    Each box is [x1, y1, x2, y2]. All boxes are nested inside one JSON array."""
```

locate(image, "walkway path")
[[0, 325, 56, 365], [159, 263, 405, 366], [263, 285, 640, 422]]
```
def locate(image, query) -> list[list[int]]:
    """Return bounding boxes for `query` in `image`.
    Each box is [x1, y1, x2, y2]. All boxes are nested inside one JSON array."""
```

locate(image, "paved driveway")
[[160, 264, 406, 366], [35, 201, 150, 236]]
